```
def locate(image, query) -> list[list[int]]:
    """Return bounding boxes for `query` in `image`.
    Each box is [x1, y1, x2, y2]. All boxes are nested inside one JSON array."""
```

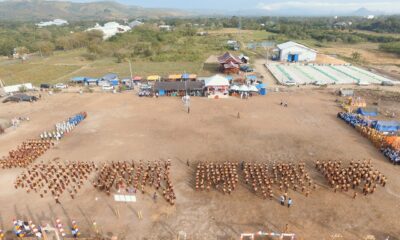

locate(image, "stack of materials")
[[40, 112, 87, 140]]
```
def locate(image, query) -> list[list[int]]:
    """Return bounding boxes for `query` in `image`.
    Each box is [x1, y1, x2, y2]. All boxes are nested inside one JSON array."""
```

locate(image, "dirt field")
[[0, 90, 400, 240]]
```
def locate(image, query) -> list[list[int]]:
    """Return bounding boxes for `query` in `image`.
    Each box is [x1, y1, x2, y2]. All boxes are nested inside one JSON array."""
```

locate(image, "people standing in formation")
[[195, 161, 239, 194], [315, 160, 387, 197], [14, 161, 96, 203], [93, 160, 176, 205], [40, 112, 87, 141], [243, 162, 313, 201], [0, 140, 53, 168]]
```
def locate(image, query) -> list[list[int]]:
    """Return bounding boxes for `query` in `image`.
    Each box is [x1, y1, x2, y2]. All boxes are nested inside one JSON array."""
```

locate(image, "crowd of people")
[[243, 162, 314, 200], [0, 140, 53, 168], [195, 161, 239, 194], [12, 219, 42, 238], [14, 161, 96, 203], [93, 160, 176, 205], [315, 160, 387, 197]]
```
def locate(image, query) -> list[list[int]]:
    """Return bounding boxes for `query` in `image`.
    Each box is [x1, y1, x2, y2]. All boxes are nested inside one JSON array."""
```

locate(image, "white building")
[[129, 20, 144, 28], [276, 41, 317, 62], [36, 19, 68, 28], [87, 22, 131, 40], [159, 25, 172, 31]]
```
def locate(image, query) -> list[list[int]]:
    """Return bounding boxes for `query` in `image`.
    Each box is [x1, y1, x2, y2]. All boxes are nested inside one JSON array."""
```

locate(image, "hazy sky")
[[124, 0, 400, 13]]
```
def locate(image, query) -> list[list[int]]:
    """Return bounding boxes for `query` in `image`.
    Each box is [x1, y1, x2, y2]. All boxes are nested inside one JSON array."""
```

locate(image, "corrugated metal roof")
[[276, 41, 317, 53], [154, 81, 204, 91]]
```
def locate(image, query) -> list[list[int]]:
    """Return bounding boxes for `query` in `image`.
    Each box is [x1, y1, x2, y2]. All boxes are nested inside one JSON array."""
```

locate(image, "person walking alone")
[[287, 198, 293, 208], [280, 195, 285, 206]]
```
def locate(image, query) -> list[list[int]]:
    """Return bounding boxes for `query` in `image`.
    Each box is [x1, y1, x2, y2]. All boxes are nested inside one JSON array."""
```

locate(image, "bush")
[[82, 52, 98, 61], [379, 42, 400, 55]]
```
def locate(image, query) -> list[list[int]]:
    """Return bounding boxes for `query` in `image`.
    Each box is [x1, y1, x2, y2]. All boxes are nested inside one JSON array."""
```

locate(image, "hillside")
[[0, 0, 188, 20]]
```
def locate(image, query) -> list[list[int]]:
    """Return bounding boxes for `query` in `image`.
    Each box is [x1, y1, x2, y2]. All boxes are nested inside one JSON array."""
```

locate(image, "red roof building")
[[218, 52, 242, 74]]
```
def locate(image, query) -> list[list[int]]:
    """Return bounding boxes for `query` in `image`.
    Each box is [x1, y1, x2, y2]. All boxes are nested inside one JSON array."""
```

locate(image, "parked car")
[[240, 65, 254, 72], [102, 84, 114, 91], [2, 94, 38, 103], [54, 83, 68, 89], [40, 83, 51, 89]]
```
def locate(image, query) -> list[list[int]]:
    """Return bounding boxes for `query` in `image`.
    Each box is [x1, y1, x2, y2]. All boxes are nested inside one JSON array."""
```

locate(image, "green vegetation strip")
[[275, 65, 295, 82], [329, 66, 361, 84], [310, 66, 339, 83], [347, 66, 383, 83], [293, 65, 316, 82]]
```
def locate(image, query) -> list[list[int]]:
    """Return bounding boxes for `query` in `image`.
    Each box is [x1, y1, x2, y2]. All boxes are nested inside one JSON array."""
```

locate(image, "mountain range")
[[0, 0, 188, 21], [0, 0, 393, 21]]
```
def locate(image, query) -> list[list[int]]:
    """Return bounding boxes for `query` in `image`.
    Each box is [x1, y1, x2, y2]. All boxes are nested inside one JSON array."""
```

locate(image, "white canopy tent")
[[239, 85, 249, 92], [230, 85, 240, 91], [204, 75, 230, 87], [248, 85, 259, 92]]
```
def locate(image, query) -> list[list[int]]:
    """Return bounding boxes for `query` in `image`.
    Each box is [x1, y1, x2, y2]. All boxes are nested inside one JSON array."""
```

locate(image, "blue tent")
[[246, 75, 257, 80], [256, 83, 266, 89], [102, 73, 118, 81], [158, 89, 165, 96], [371, 121, 400, 132], [357, 107, 378, 117], [181, 73, 190, 79]]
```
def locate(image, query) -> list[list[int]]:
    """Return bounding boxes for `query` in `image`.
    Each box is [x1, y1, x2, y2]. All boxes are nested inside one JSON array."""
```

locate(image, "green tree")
[[35, 41, 55, 56]]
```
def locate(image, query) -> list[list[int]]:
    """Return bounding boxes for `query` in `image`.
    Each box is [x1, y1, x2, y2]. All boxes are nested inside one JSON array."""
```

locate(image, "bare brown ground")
[[0, 90, 399, 240], [313, 54, 347, 65]]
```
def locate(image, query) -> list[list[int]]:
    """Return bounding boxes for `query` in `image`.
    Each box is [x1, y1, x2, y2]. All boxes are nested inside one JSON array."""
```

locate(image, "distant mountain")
[[351, 7, 376, 16], [0, 0, 188, 21]]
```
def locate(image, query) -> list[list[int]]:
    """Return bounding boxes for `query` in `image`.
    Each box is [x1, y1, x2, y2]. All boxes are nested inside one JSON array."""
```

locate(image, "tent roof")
[[276, 41, 317, 53], [239, 85, 249, 91], [102, 73, 118, 81], [71, 77, 87, 82], [147, 75, 161, 81], [168, 74, 182, 79], [133, 76, 142, 81], [204, 75, 230, 87], [249, 85, 259, 92], [218, 52, 242, 64]]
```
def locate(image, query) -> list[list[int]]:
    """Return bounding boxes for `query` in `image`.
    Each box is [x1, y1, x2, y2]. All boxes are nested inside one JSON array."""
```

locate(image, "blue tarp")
[[226, 76, 233, 81], [246, 75, 257, 80], [371, 121, 400, 132], [256, 83, 266, 89], [109, 79, 119, 86], [181, 73, 190, 79], [259, 88, 267, 95], [71, 77, 87, 82], [357, 107, 378, 117], [158, 89, 165, 96]]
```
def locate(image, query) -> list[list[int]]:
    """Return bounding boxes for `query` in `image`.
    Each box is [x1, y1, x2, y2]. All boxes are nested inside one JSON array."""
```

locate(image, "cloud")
[[257, 1, 400, 13]]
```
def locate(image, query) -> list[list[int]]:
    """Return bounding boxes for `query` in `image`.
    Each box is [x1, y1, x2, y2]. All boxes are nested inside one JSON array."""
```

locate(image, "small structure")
[[159, 25, 172, 31], [154, 81, 204, 96], [227, 40, 240, 50], [218, 52, 242, 74], [36, 19, 68, 28], [101, 73, 119, 86], [339, 88, 354, 97], [147, 75, 161, 81], [276, 41, 317, 62], [129, 20, 144, 28], [204, 75, 230, 98], [87, 22, 131, 40], [3, 83, 34, 94]]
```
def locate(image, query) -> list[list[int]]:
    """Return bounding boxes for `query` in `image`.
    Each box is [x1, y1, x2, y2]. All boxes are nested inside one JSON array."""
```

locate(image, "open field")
[[0, 90, 400, 239], [0, 49, 213, 85]]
